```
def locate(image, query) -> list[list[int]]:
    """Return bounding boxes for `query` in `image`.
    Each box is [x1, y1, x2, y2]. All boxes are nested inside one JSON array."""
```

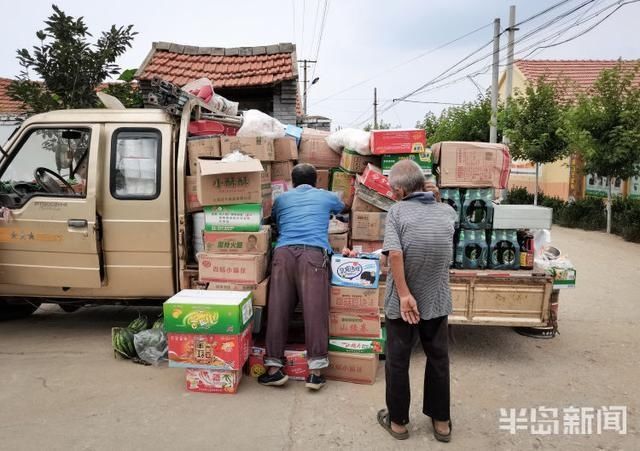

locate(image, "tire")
[[0, 299, 40, 321], [59, 304, 82, 313]]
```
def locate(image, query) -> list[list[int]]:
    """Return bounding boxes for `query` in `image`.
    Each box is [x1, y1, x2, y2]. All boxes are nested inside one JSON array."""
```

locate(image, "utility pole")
[[489, 18, 501, 143], [373, 87, 378, 130], [505, 5, 517, 107], [298, 59, 317, 117]]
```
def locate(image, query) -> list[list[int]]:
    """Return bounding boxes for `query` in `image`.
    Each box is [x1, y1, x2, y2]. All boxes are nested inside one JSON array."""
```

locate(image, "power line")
[[311, 20, 493, 107], [310, 0, 330, 81], [308, 0, 322, 59], [292, 0, 296, 44], [300, 0, 306, 57]]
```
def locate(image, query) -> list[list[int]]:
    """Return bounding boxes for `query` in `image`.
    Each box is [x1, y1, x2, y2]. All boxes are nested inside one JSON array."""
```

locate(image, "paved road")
[[0, 227, 638, 450]]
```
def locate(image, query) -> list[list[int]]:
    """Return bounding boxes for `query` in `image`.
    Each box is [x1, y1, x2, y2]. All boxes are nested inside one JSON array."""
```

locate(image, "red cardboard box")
[[329, 312, 381, 338], [185, 368, 241, 394], [247, 345, 309, 381], [360, 164, 394, 200], [370, 129, 426, 155], [168, 324, 252, 370]]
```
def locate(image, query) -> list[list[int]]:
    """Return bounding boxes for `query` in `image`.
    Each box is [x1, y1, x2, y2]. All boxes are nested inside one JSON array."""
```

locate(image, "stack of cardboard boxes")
[[164, 289, 253, 394]]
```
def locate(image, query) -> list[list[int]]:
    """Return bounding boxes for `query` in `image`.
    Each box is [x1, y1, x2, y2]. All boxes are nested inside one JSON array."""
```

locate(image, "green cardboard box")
[[163, 289, 253, 334], [329, 328, 386, 354], [381, 151, 432, 175]]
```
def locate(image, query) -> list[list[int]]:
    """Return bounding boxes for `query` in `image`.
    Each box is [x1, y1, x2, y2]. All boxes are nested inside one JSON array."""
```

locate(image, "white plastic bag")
[[328, 216, 349, 234], [326, 128, 371, 155], [182, 78, 239, 116], [221, 150, 252, 162], [237, 110, 285, 139]]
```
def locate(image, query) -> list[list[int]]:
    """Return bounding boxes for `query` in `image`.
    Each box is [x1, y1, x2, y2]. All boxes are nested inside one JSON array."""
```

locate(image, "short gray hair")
[[388, 159, 425, 194]]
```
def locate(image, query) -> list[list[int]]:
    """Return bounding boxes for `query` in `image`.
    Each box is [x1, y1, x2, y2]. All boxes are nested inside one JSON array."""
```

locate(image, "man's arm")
[[328, 191, 345, 215], [388, 251, 420, 324]]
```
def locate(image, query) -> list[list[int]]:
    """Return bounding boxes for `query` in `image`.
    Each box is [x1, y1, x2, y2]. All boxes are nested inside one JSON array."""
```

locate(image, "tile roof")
[[0, 77, 27, 114], [136, 42, 298, 88], [515, 59, 640, 99]]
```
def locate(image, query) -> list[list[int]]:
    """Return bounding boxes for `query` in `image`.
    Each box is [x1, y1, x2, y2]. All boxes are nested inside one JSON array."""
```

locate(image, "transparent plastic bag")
[[133, 329, 168, 366], [237, 110, 285, 139], [326, 128, 371, 155]]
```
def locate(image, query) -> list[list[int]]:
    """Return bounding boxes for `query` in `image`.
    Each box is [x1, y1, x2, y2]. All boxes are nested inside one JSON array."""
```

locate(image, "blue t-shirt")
[[273, 184, 344, 252]]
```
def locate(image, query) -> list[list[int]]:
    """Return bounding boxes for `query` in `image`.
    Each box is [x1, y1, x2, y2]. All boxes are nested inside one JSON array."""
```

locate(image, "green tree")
[[416, 94, 499, 145], [7, 4, 136, 113], [500, 77, 571, 205], [363, 119, 394, 131], [565, 62, 640, 233], [102, 69, 143, 108]]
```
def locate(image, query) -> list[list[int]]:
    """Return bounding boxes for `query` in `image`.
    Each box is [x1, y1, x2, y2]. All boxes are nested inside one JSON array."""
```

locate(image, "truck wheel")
[[0, 299, 40, 320], [59, 304, 82, 313]]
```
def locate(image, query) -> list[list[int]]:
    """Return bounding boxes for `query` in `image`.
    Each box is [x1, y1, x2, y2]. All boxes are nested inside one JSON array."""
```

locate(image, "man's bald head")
[[388, 159, 426, 198]]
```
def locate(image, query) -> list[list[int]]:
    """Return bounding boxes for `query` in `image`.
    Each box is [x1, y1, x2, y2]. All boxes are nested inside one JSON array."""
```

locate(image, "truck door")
[[0, 125, 103, 288]]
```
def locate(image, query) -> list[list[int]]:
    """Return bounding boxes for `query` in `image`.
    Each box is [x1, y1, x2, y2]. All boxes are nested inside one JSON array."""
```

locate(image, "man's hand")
[[342, 247, 358, 257], [424, 181, 441, 202], [399, 293, 420, 324]]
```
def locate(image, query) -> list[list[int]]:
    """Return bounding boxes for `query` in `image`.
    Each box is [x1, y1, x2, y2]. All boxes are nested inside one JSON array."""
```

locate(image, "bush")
[[504, 186, 536, 204], [557, 198, 606, 230], [612, 197, 640, 243]]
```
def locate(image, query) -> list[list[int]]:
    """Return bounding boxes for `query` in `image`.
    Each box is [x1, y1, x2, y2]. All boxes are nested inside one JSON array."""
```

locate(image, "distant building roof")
[[511, 59, 640, 100], [0, 77, 26, 115], [135, 42, 298, 88]]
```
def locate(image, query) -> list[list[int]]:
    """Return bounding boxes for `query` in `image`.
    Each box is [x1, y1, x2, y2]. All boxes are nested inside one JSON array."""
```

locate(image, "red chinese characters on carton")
[[185, 368, 242, 394], [329, 312, 381, 338], [359, 164, 394, 200], [330, 286, 380, 315], [370, 129, 426, 155]]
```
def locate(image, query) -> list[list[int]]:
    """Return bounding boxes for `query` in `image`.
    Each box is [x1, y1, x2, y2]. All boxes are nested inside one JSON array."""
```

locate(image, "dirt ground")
[[0, 226, 638, 450]]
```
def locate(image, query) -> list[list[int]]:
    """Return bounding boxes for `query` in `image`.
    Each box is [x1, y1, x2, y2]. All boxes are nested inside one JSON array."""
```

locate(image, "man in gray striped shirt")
[[376, 160, 457, 443]]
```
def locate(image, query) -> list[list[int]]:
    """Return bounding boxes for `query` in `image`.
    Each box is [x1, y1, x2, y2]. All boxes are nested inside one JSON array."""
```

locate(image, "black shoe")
[[258, 369, 289, 386], [305, 373, 326, 390]]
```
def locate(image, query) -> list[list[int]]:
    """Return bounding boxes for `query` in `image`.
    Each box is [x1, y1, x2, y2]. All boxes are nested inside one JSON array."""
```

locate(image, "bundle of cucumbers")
[[112, 315, 164, 359]]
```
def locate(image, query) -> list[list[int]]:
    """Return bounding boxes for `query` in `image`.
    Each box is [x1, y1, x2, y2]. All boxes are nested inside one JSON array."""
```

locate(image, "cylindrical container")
[[203, 204, 262, 232]]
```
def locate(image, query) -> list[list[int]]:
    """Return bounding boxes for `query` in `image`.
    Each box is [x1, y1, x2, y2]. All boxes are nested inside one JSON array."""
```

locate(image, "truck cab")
[[0, 106, 197, 317]]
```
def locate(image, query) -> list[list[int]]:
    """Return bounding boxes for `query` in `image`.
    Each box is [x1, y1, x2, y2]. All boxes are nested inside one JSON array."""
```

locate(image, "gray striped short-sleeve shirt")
[[382, 196, 457, 321]]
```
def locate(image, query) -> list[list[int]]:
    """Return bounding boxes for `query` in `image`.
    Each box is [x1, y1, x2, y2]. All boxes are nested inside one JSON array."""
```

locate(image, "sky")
[[0, 0, 638, 129]]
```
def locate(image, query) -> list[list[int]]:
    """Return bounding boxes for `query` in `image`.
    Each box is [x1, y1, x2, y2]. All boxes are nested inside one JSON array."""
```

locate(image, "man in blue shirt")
[[259, 163, 344, 390]]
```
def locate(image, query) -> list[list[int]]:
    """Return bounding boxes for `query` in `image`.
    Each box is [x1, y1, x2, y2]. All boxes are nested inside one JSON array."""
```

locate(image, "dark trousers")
[[385, 315, 450, 424], [265, 246, 330, 370]]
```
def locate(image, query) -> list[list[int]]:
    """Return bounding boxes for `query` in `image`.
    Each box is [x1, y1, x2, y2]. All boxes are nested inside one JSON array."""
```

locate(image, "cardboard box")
[[198, 253, 268, 284], [351, 240, 384, 254], [330, 312, 381, 338], [298, 129, 341, 169], [207, 277, 270, 307], [262, 189, 273, 218], [185, 175, 203, 213], [360, 164, 394, 200], [180, 268, 208, 290], [197, 158, 264, 206], [378, 281, 386, 310], [381, 151, 432, 175], [168, 324, 252, 370], [491, 204, 553, 230], [351, 212, 387, 241], [185, 368, 242, 394], [330, 169, 355, 208], [261, 162, 272, 185], [370, 129, 426, 155], [331, 255, 380, 289], [163, 289, 253, 334], [203, 226, 270, 254], [330, 286, 380, 314], [340, 149, 381, 174], [329, 232, 349, 254], [272, 161, 294, 182], [329, 328, 386, 354], [324, 351, 378, 384], [351, 195, 384, 213], [274, 137, 299, 161], [317, 170, 330, 190], [187, 136, 221, 174], [247, 345, 309, 381], [354, 181, 396, 211], [432, 141, 512, 189], [203, 204, 262, 232], [220, 136, 275, 161], [271, 180, 292, 202]]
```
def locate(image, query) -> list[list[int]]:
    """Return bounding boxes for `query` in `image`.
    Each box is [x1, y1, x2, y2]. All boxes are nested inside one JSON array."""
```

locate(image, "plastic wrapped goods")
[[326, 128, 371, 155], [237, 110, 285, 139]]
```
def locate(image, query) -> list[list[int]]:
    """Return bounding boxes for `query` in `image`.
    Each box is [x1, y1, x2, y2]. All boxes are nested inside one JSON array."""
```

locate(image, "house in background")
[[135, 42, 302, 126], [0, 77, 26, 145], [498, 59, 640, 200]]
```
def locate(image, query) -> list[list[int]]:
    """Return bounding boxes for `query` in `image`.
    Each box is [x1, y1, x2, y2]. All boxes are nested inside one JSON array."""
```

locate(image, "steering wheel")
[[34, 167, 75, 195], [10, 181, 35, 196]]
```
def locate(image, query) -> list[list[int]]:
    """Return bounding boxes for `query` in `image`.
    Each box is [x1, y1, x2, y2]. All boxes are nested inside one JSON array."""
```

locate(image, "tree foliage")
[[7, 4, 136, 113], [363, 119, 394, 131], [500, 77, 571, 164], [565, 62, 640, 181], [416, 94, 499, 145], [102, 69, 143, 108]]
